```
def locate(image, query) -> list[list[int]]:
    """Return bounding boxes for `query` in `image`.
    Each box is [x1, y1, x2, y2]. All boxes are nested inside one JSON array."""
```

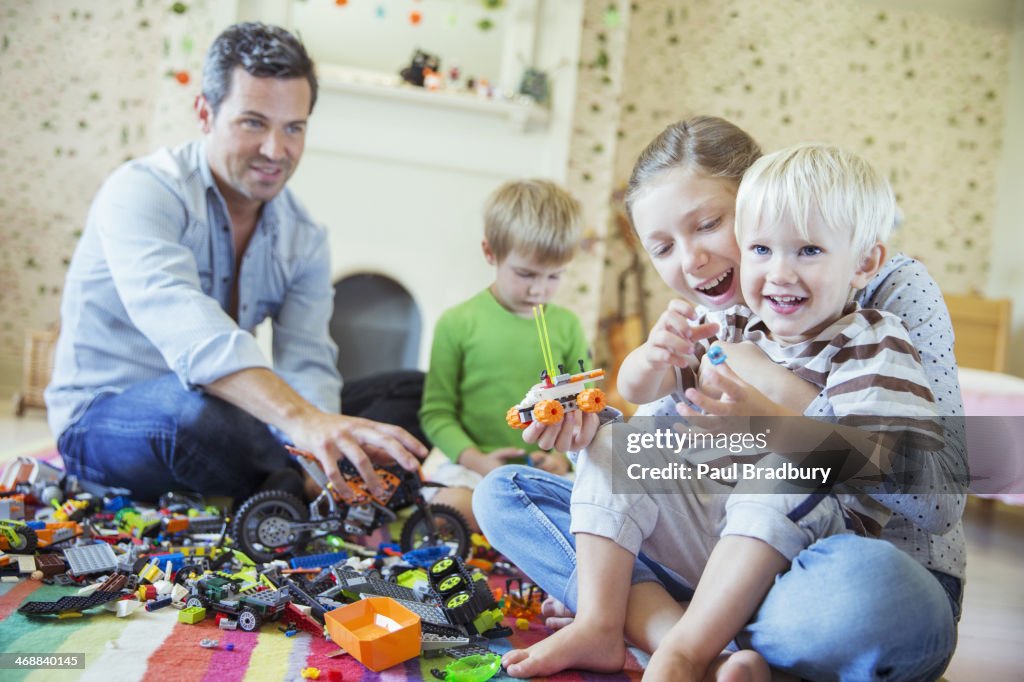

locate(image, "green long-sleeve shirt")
[[419, 289, 591, 462]]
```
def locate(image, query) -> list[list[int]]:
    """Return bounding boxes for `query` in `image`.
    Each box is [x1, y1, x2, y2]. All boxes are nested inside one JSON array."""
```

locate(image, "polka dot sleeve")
[[857, 254, 968, 535]]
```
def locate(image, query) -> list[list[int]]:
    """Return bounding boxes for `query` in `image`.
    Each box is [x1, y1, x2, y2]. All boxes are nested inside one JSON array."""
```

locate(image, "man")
[[46, 23, 425, 502]]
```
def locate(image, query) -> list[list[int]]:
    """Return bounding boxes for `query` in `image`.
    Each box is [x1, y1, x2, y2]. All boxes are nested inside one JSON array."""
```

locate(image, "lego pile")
[[0, 454, 646, 681]]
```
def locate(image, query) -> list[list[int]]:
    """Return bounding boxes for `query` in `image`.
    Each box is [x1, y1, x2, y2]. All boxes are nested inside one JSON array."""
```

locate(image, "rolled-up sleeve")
[[95, 164, 270, 389]]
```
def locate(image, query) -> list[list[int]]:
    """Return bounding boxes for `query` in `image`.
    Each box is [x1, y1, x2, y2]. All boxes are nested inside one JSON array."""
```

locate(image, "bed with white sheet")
[[946, 293, 1023, 504]]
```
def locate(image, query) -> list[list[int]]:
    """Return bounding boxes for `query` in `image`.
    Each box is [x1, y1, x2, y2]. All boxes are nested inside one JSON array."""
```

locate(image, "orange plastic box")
[[324, 597, 421, 672]]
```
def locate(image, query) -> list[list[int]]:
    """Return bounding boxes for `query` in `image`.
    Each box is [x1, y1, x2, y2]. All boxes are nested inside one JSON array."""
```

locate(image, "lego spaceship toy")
[[506, 305, 606, 429]]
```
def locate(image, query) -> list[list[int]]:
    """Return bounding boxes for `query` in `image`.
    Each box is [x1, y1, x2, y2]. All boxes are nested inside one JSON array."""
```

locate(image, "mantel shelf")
[[317, 65, 550, 132]]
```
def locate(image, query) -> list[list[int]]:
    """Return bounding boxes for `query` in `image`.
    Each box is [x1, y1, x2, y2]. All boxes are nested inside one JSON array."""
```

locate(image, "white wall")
[[262, 0, 585, 368]]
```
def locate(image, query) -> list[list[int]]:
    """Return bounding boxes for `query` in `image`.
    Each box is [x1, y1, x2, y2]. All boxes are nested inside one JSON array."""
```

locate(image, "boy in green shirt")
[[419, 179, 590, 529]]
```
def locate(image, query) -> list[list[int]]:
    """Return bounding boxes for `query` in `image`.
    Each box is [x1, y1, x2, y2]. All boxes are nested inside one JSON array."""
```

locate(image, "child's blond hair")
[[484, 179, 583, 265], [735, 143, 895, 260]]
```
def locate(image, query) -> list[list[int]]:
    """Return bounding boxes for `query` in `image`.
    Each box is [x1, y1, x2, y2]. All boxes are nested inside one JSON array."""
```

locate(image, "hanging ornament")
[[410, 10, 422, 25], [448, 12, 458, 26], [477, 18, 494, 31], [482, 0, 504, 9], [604, 5, 621, 28], [171, 70, 190, 85], [335, 0, 348, 6], [375, 5, 386, 19], [182, 36, 193, 54]]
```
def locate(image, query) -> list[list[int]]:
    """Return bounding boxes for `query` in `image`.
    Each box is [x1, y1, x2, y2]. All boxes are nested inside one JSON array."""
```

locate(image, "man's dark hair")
[[202, 22, 318, 114]]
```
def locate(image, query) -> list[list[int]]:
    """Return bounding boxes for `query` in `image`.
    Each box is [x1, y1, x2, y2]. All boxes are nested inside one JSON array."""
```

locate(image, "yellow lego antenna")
[[533, 305, 557, 379]]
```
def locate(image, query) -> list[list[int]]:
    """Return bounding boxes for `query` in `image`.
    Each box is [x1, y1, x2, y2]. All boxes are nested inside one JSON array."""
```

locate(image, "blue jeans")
[[474, 466, 962, 682], [58, 374, 291, 501]]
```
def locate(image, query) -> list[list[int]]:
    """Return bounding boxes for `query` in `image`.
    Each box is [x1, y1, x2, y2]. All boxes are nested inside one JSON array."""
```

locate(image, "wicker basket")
[[14, 326, 59, 416]]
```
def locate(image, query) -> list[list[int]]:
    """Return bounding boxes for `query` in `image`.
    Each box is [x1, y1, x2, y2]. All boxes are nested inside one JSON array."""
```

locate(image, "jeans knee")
[[746, 535, 956, 679], [473, 466, 529, 538]]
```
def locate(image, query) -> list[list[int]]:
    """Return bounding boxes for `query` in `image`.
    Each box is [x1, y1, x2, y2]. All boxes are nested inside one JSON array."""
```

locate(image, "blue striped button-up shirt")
[[46, 139, 341, 437]]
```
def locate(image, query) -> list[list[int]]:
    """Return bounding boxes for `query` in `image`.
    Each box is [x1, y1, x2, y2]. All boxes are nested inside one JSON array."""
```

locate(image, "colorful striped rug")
[[0, 446, 646, 680], [0, 577, 646, 681]]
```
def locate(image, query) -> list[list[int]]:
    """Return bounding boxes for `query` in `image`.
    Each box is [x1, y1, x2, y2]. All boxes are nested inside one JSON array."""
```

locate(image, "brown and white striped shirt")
[[693, 304, 943, 450]]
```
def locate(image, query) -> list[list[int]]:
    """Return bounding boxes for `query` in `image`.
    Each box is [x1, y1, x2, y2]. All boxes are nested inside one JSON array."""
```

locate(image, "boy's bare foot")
[[502, 618, 626, 678], [540, 596, 574, 630], [709, 650, 771, 682]]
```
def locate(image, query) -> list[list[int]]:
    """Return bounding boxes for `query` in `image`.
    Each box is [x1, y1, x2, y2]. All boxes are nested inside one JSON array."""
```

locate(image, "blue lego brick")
[[288, 551, 348, 570], [104, 495, 132, 513]]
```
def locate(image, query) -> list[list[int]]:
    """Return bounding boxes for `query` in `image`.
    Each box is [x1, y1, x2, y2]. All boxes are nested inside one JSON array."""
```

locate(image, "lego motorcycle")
[[231, 446, 470, 563]]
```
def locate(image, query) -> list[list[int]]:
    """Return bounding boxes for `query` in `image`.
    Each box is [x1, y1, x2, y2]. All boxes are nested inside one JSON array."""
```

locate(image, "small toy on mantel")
[[399, 48, 440, 87], [506, 305, 606, 430]]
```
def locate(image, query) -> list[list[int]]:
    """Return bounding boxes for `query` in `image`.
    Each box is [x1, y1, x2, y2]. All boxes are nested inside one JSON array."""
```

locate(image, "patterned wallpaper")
[[555, 0, 632, 348], [0, 0, 1013, 393], [0, 0, 217, 393], [588, 0, 1010, 364]]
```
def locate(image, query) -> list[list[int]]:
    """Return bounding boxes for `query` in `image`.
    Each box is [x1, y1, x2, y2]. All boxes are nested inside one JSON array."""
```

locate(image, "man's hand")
[[521, 410, 599, 453], [293, 413, 428, 498], [205, 367, 428, 499]]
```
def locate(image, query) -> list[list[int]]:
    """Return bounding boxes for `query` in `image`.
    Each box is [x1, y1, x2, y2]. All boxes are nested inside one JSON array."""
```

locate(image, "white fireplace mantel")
[[240, 0, 585, 369]]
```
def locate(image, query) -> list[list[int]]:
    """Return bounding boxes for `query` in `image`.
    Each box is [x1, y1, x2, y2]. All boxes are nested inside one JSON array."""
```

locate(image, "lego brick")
[[64, 543, 117, 577], [324, 598, 421, 672], [179, 606, 206, 624], [18, 590, 123, 616], [288, 551, 348, 570], [34, 553, 67, 577]]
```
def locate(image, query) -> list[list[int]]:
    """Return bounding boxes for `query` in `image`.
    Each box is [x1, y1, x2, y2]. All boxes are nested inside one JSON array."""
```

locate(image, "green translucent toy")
[[437, 653, 502, 682]]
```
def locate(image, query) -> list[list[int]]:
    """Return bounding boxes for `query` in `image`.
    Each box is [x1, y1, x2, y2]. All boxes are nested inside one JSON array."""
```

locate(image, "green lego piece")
[[396, 568, 428, 589], [471, 607, 503, 635], [179, 606, 206, 624]]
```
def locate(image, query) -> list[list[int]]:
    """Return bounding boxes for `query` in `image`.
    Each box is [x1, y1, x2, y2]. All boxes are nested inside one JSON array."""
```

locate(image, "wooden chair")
[[944, 294, 1011, 373]]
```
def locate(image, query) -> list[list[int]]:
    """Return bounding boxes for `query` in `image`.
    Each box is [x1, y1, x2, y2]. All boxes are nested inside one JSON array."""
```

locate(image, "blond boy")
[[419, 179, 590, 529]]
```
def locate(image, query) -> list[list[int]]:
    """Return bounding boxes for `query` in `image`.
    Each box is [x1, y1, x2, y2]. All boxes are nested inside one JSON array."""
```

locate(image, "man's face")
[[199, 67, 311, 211]]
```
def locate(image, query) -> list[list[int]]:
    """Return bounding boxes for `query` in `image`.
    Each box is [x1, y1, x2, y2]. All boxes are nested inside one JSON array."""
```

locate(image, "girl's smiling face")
[[631, 168, 743, 310]]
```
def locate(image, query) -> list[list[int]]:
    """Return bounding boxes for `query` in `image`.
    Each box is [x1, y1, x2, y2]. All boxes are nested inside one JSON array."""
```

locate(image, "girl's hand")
[[522, 410, 600, 453], [641, 299, 719, 370]]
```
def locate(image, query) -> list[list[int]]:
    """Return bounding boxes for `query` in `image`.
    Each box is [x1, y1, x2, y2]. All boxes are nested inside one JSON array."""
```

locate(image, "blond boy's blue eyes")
[[748, 245, 824, 256]]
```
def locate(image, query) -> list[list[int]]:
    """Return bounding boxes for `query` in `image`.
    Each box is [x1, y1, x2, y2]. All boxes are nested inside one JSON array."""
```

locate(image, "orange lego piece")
[[577, 388, 606, 413], [532, 400, 563, 425], [324, 598, 421, 672], [505, 407, 527, 430]]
